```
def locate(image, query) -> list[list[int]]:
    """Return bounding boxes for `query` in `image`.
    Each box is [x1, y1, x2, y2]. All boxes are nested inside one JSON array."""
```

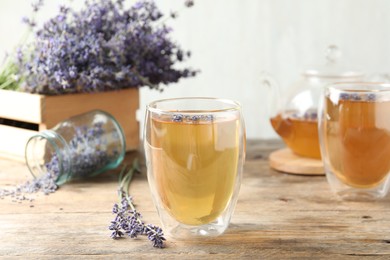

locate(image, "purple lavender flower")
[[367, 93, 376, 101], [350, 93, 362, 101], [31, 0, 44, 12], [185, 0, 195, 7], [45, 122, 116, 185], [339, 93, 350, 100], [109, 161, 166, 248], [17, 0, 197, 95], [172, 114, 184, 122], [172, 113, 216, 123], [109, 219, 125, 239]]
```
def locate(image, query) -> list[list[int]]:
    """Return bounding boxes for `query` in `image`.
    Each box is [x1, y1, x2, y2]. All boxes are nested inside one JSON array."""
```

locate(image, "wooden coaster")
[[269, 148, 324, 175]]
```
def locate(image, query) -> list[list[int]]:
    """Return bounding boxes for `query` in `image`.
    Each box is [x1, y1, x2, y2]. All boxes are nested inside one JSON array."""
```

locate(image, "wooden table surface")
[[1, 140, 389, 259]]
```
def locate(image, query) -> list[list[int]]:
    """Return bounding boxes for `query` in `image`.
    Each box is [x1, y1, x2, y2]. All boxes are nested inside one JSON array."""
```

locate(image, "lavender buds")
[[109, 160, 165, 248], [25, 110, 126, 186], [339, 92, 377, 102], [17, 0, 197, 95], [1, 120, 120, 202], [45, 122, 119, 184]]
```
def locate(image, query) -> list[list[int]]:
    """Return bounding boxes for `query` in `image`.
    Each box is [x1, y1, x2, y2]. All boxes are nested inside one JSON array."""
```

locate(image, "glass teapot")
[[263, 45, 364, 159]]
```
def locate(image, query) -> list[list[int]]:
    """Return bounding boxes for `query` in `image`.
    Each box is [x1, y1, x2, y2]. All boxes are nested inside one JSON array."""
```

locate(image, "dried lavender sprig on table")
[[109, 159, 166, 248]]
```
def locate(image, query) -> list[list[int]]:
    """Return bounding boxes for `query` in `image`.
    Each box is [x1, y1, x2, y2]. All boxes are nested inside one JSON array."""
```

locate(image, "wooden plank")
[[0, 89, 43, 123], [42, 88, 139, 128], [0, 140, 389, 258], [269, 148, 324, 175], [43, 88, 140, 150], [0, 124, 36, 162]]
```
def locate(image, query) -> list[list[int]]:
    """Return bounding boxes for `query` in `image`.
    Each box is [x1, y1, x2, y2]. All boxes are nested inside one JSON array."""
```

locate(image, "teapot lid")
[[303, 45, 364, 78]]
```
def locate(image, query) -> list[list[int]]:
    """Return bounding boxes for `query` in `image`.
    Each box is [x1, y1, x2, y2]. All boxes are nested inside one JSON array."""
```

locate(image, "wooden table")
[[0, 140, 389, 259]]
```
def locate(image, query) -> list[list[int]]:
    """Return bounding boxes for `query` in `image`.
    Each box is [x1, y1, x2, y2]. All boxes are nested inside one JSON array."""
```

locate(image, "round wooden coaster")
[[269, 148, 324, 175]]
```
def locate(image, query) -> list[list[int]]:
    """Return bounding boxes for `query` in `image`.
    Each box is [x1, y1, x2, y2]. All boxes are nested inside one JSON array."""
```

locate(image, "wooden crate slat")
[[0, 125, 37, 162], [0, 90, 43, 123]]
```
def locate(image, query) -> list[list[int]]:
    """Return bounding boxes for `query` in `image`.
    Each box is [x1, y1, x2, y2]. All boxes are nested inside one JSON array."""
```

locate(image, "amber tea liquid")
[[148, 114, 239, 226], [270, 112, 321, 159], [323, 96, 390, 188]]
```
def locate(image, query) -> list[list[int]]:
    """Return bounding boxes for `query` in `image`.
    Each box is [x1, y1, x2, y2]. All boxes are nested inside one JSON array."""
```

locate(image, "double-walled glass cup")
[[318, 82, 390, 200], [144, 97, 246, 238]]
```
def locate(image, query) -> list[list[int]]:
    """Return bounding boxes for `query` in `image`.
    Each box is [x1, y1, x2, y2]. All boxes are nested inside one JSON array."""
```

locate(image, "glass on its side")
[[25, 110, 126, 185]]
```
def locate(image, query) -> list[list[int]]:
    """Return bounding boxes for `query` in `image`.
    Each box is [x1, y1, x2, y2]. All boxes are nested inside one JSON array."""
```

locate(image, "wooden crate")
[[0, 88, 140, 161]]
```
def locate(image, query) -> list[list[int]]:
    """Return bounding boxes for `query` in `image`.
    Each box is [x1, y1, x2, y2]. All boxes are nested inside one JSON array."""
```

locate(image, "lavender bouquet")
[[16, 0, 196, 95]]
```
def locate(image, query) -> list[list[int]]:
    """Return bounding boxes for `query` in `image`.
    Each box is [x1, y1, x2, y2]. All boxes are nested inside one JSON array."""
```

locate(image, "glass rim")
[[25, 130, 68, 181], [326, 82, 390, 93], [146, 97, 242, 114]]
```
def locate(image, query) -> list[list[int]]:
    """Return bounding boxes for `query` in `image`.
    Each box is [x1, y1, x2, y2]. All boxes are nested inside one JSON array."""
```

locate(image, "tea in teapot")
[[270, 108, 320, 158], [265, 45, 364, 159]]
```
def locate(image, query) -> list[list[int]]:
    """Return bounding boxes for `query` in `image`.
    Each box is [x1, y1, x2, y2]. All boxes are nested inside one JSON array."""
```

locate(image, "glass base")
[[166, 216, 228, 239], [325, 169, 390, 201], [336, 189, 387, 201]]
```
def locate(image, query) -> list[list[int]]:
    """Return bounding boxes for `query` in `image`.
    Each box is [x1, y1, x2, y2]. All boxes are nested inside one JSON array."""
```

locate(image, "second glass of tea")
[[318, 82, 390, 200], [144, 97, 246, 239]]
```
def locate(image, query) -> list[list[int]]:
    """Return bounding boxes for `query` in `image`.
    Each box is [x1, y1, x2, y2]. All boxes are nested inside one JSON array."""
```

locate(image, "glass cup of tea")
[[144, 97, 246, 239], [318, 82, 390, 200]]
